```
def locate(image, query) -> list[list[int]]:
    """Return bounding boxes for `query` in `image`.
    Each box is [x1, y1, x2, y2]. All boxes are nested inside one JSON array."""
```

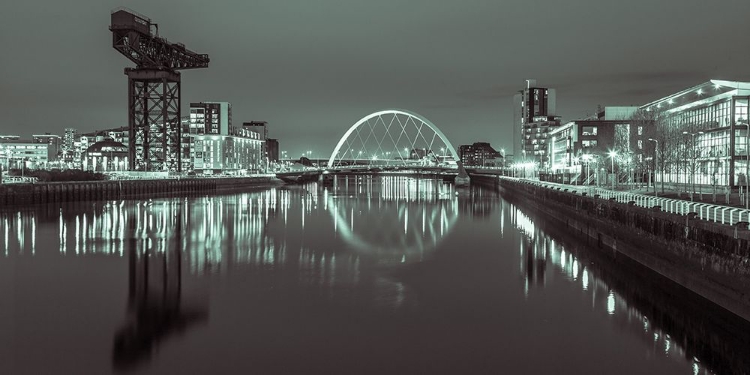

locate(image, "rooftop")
[[640, 80, 750, 112]]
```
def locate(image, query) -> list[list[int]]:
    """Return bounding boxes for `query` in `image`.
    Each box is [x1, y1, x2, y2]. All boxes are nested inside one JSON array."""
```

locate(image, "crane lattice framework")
[[110, 8, 209, 171]]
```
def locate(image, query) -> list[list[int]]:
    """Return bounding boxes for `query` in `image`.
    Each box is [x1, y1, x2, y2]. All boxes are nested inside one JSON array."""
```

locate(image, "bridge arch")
[[327, 109, 465, 173]]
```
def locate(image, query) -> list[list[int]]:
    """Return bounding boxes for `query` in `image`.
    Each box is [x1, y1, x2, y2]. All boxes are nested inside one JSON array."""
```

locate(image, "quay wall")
[[0, 177, 281, 207], [471, 174, 750, 322]]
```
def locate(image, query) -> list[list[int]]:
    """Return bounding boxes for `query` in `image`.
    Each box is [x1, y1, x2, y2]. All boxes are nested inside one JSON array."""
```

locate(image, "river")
[[1, 175, 748, 374]]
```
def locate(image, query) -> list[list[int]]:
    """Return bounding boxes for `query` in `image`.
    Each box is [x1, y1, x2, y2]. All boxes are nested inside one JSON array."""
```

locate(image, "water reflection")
[[4, 177, 749, 374], [328, 176, 459, 262], [509, 203, 750, 375], [112, 204, 208, 371], [0, 177, 460, 274]]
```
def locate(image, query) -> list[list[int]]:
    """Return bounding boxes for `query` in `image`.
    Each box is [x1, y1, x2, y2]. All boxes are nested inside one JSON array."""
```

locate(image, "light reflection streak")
[[607, 291, 615, 315], [59, 210, 64, 254], [31, 214, 35, 255], [75, 215, 80, 255], [582, 269, 589, 290], [0, 181, 447, 270], [4, 217, 8, 256], [17, 212, 24, 253], [507, 202, 727, 375]]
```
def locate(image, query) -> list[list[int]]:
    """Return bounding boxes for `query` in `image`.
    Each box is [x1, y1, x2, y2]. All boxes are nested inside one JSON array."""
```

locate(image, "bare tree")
[[629, 107, 672, 194]]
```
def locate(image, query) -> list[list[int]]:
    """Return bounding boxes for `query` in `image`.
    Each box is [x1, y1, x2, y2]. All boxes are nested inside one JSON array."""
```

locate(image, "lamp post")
[[608, 150, 617, 189], [683, 131, 704, 201], [500, 148, 506, 175]]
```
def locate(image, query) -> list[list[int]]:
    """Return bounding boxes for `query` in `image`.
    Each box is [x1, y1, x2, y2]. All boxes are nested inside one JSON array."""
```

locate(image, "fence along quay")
[[0, 176, 280, 206]]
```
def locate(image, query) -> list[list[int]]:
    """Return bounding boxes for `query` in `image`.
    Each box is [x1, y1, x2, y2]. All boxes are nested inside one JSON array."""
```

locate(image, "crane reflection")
[[112, 203, 208, 371]]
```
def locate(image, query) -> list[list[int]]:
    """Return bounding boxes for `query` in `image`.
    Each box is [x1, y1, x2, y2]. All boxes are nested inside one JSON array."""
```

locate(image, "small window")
[[582, 140, 598, 148], [638, 126, 643, 136]]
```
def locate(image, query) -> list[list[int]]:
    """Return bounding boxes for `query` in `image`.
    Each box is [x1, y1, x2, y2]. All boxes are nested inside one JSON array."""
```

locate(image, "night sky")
[[1, 0, 749, 157]]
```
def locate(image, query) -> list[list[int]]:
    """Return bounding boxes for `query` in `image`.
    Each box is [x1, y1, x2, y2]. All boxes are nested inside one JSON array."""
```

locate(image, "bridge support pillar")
[[455, 162, 471, 187], [455, 174, 471, 187]]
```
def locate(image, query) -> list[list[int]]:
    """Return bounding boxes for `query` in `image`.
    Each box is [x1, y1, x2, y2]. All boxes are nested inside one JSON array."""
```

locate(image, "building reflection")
[[458, 185, 501, 218], [112, 204, 208, 371], [0, 176, 460, 313], [508, 204, 750, 375]]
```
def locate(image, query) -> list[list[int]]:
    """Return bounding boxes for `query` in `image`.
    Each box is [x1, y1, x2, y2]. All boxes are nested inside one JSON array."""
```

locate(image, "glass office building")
[[641, 80, 750, 188]]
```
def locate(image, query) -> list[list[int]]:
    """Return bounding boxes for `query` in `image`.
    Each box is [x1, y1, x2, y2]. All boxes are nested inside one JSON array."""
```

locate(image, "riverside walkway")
[[510, 178, 750, 227]]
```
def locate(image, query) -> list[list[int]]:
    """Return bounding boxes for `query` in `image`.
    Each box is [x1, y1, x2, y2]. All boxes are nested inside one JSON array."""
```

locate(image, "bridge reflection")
[[326, 176, 458, 263], [0, 177, 461, 273], [509, 204, 750, 375]]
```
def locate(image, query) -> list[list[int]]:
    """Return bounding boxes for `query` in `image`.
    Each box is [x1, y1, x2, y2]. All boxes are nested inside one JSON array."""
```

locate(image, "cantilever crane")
[[110, 8, 209, 172]]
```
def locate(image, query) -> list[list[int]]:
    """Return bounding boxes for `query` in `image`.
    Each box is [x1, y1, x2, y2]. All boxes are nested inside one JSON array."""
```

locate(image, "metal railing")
[[509, 178, 750, 227]]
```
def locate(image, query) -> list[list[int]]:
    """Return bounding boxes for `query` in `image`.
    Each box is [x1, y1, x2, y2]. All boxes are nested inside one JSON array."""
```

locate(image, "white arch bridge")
[[324, 109, 468, 180]]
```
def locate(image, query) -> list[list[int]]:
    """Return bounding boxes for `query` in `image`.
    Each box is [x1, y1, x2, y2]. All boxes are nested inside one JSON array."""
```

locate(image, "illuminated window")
[[638, 126, 643, 135], [582, 126, 597, 136], [735, 98, 749, 125]]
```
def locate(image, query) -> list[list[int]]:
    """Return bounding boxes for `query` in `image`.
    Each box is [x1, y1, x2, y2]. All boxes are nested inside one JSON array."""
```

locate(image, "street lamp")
[[683, 131, 704, 201], [608, 150, 617, 189], [648, 138, 661, 195], [500, 148, 506, 174]]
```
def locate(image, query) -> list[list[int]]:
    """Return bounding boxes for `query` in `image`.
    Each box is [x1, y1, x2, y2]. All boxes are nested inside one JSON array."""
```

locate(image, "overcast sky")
[[1, 0, 749, 157]]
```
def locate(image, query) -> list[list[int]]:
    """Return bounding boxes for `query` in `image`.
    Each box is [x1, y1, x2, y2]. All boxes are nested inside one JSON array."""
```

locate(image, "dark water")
[[2, 176, 749, 374]]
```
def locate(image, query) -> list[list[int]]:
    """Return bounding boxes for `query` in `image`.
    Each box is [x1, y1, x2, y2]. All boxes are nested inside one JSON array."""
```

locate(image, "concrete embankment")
[[0, 176, 282, 207], [471, 173, 750, 322]]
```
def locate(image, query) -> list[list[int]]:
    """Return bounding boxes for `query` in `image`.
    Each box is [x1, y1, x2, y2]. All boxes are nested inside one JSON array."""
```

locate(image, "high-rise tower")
[[512, 79, 560, 166], [189, 102, 232, 135]]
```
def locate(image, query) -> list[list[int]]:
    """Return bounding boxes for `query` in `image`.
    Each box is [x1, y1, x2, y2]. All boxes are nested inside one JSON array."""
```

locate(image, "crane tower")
[[110, 8, 209, 172]]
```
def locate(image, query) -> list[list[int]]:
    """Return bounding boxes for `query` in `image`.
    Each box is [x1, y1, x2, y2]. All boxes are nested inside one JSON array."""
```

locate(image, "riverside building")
[[546, 107, 652, 185], [190, 127, 263, 174], [82, 139, 129, 172], [512, 79, 561, 168], [184, 102, 265, 174], [640, 80, 750, 188], [0, 139, 56, 170], [458, 142, 503, 167]]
